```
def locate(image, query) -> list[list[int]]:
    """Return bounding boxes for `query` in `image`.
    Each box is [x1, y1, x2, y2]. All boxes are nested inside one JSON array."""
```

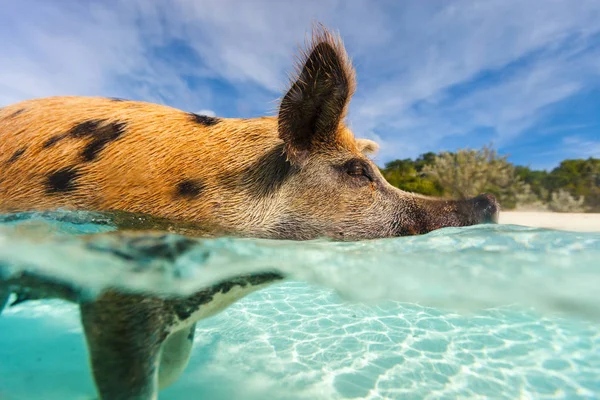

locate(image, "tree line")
[[379, 145, 600, 212]]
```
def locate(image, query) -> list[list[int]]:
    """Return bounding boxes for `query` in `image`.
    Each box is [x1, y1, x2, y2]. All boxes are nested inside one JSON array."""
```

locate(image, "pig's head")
[[240, 26, 499, 240]]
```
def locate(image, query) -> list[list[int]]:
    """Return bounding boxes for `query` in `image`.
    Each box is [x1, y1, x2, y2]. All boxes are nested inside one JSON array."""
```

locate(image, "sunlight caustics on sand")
[[0, 211, 599, 399]]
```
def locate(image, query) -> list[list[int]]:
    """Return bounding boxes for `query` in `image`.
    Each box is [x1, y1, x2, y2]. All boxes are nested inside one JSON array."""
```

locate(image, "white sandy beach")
[[499, 211, 600, 232]]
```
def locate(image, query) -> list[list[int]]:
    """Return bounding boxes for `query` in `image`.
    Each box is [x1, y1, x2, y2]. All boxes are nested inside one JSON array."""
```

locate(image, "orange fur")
[[0, 26, 369, 236], [0, 25, 498, 241], [0, 95, 364, 233]]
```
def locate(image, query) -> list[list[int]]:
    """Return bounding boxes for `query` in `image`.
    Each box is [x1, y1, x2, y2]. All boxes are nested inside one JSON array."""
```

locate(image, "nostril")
[[472, 193, 500, 223]]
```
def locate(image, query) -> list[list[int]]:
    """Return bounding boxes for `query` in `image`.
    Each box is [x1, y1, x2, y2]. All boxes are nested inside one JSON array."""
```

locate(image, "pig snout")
[[397, 192, 501, 236], [458, 193, 500, 225]]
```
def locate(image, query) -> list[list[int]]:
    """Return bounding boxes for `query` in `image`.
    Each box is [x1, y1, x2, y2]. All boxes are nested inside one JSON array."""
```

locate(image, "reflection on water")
[[1, 210, 599, 319]]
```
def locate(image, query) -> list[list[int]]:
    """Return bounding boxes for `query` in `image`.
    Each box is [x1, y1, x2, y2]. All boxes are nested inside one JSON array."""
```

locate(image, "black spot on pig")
[[46, 167, 81, 193], [189, 113, 220, 126]]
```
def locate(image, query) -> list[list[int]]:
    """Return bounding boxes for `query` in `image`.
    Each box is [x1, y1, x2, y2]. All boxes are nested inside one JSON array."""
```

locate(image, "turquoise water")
[[0, 211, 599, 399]]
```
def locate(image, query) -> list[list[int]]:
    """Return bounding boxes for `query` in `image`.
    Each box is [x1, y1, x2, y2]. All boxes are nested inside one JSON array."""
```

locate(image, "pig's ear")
[[278, 24, 356, 166], [356, 139, 380, 156]]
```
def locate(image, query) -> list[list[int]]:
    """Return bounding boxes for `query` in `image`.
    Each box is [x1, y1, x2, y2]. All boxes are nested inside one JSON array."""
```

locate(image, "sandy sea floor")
[[499, 211, 600, 232]]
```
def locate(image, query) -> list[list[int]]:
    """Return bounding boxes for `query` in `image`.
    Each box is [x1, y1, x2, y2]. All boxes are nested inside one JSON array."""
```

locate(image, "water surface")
[[0, 211, 598, 399]]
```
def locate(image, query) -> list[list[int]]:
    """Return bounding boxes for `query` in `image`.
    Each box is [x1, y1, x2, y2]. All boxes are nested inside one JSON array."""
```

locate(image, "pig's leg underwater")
[[157, 323, 196, 390], [0, 285, 9, 315], [80, 293, 166, 400], [81, 313, 195, 399], [80, 271, 283, 400]]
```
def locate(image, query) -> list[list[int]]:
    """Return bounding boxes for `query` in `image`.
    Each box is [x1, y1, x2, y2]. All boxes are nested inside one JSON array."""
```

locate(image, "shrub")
[[423, 144, 522, 208], [548, 189, 587, 213]]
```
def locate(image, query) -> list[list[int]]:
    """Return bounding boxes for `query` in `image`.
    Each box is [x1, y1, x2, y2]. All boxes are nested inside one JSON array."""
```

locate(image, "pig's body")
[[0, 26, 499, 400], [1, 97, 287, 237]]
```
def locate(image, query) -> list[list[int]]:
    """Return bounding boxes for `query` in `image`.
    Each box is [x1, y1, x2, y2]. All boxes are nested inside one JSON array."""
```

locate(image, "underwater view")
[[1, 211, 599, 399]]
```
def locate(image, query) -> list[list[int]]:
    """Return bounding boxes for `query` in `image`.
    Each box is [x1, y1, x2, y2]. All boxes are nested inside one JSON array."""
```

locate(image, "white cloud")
[[561, 136, 600, 158], [347, 1, 600, 160], [1, 0, 600, 167], [0, 1, 211, 110], [372, 46, 597, 158]]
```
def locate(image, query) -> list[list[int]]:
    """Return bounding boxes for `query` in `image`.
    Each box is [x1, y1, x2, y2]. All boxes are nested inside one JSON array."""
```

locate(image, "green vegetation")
[[380, 145, 600, 212], [378, 152, 443, 196]]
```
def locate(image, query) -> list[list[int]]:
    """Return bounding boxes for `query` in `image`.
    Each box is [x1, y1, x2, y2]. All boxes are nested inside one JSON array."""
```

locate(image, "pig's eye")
[[343, 159, 373, 182], [347, 162, 364, 176]]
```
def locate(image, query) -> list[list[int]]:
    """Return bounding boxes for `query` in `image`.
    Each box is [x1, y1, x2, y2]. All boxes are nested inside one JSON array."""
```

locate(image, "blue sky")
[[1, 0, 599, 170]]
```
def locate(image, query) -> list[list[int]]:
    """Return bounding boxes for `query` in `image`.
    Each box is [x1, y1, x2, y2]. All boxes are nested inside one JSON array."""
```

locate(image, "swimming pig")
[[0, 29, 498, 240], [0, 25, 499, 399]]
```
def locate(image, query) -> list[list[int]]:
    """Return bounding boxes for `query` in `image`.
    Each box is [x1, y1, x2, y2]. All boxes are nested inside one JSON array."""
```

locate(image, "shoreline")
[[499, 211, 600, 232]]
